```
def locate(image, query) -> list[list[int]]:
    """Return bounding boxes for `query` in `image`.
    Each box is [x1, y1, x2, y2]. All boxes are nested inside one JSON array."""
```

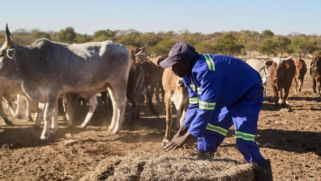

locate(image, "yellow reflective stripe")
[[190, 84, 195, 91], [197, 87, 201, 94], [199, 101, 216, 110], [189, 97, 200, 104], [203, 54, 215, 71], [206, 124, 228, 136], [235, 131, 256, 141]]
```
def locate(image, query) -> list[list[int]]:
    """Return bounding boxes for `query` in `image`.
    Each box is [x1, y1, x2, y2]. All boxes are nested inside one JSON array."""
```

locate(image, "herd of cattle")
[[1, 24, 321, 145]]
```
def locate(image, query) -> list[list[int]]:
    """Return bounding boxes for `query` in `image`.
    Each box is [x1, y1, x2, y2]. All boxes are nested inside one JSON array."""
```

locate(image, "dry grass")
[[81, 150, 254, 181]]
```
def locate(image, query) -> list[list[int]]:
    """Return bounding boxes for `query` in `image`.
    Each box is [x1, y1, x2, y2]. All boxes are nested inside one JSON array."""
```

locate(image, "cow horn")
[[281, 55, 293, 61], [5, 24, 14, 48], [138, 46, 145, 50], [307, 53, 313, 58], [135, 49, 143, 57]]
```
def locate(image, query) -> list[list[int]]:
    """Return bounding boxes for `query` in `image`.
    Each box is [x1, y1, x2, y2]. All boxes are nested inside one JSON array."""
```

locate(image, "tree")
[[56, 27, 76, 43], [298, 42, 315, 55], [258, 39, 277, 55], [275, 36, 291, 56], [214, 33, 244, 55], [261, 30, 274, 38]]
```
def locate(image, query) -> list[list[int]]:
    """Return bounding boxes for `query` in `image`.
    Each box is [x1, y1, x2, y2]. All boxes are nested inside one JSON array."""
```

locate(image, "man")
[[161, 43, 272, 181]]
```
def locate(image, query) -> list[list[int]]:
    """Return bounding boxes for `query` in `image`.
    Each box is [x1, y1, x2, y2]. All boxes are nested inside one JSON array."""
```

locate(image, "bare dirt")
[[0, 59, 321, 181]]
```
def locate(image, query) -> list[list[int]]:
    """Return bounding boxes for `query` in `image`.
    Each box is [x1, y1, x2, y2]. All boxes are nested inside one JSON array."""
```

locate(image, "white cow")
[[246, 59, 270, 98]]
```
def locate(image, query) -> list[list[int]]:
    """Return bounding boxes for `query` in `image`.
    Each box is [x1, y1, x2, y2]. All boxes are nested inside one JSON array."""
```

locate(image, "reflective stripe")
[[189, 97, 200, 104], [203, 54, 215, 71], [206, 123, 228, 136], [199, 101, 216, 110], [190, 84, 195, 91], [235, 131, 256, 141], [197, 87, 201, 94]]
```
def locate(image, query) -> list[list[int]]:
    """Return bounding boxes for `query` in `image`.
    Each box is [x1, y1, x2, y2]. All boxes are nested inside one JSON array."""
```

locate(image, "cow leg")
[[298, 77, 304, 92], [162, 93, 172, 146], [179, 103, 188, 127], [40, 96, 57, 140], [34, 102, 45, 128], [21, 95, 34, 122], [50, 101, 59, 135], [108, 85, 126, 134], [282, 88, 290, 108], [278, 89, 283, 105], [0, 90, 13, 125], [272, 86, 279, 109], [318, 80, 321, 97], [81, 96, 98, 128], [313, 79, 317, 94], [293, 77, 298, 93]]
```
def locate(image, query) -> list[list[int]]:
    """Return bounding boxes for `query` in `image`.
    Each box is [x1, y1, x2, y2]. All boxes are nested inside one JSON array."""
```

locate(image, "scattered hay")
[[81, 150, 254, 181]]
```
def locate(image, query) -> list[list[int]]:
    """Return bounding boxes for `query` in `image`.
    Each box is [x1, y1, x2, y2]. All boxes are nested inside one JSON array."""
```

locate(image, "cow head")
[[265, 56, 293, 82], [0, 24, 18, 77]]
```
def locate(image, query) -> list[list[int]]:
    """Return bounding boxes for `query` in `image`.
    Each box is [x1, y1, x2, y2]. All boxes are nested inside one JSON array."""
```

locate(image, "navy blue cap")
[[159, 43, 197, 68]]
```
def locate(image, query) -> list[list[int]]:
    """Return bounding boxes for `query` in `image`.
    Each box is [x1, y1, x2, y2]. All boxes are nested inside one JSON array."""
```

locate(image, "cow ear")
[[6, 48, 16, 59], [264, 60, 273, 66]]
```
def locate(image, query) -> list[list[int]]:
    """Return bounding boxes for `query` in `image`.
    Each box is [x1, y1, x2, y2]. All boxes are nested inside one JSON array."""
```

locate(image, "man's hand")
[[172, 126, 189, 141], [164, 131, 192, 152]]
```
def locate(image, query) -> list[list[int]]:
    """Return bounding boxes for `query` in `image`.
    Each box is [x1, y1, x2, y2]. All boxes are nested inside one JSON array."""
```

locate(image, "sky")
[[1, 0, 321, 36]]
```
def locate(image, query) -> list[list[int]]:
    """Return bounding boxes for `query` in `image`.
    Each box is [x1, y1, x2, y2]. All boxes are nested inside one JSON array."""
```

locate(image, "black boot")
[[253, 159, 273, 181], [196, 150, 214, 159]]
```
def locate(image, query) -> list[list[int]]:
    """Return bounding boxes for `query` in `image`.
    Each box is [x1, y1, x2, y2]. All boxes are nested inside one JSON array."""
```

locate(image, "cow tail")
[[140, 61, 159, 116]]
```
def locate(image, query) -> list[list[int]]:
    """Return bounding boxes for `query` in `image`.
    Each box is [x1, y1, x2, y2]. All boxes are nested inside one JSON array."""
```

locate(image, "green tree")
[[261, 30, 274, 38], [275, 36, 291, 56], [214, 33, 244, 55], [56, 27, 76, 43], [298, 42, 315, 54], [258, 39, 277, 55]]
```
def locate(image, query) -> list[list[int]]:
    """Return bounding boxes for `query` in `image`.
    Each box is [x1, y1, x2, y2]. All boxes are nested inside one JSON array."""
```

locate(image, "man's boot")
[[253, 159, 273, 181], [196, 150, 214, 159]]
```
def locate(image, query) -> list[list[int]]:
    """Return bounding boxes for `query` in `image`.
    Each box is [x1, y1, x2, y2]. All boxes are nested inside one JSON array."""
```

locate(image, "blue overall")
[[181, 54, 264, 163]]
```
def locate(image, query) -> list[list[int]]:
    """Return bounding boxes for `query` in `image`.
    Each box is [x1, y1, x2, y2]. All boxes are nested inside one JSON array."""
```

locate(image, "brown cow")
[[140, 56, 166, 103], [308, 54, 321, 97], [293, 57, 307, 93], [265, 56, 296, 108], [161, 67, 189, 146], [127, 48, 158, 122]]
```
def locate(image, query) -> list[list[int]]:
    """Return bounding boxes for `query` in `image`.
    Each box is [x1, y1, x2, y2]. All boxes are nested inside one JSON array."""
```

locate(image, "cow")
[[140, 56, 166, 103], [264, 56, 296, 108], [246, 59, 270, 98], [126, 48, 158, 123], [161, 67, 189, 146], [0, 25, 130, 140], [308, 54, 321, 97], [0, 77, 33, 124], [293, 57, 307, 93]]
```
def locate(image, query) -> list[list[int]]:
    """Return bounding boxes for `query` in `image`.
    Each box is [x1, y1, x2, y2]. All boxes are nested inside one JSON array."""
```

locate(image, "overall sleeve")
[[188, 69, 223, 137], [181, 77, 199, 128]]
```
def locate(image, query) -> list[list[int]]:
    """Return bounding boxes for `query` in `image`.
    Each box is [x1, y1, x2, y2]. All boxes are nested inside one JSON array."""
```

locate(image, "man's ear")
[[6, 48, 16, 59], [183, 61, 190, 68]]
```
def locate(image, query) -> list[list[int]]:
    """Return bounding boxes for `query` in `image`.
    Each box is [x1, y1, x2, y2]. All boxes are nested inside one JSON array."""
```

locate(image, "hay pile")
[[81, 150, 254, 181]]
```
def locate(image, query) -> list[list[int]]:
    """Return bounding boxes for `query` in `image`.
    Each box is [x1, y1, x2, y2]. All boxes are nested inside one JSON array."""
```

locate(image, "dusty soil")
[[0, 58, 321, 181]]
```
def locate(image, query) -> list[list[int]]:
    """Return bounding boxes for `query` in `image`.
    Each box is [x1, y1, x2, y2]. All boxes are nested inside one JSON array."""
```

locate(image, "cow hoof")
[[162, 139, 169, 147], [80, 124, 87, 129], [111, 129, 119, 135], [4, 119, 13, 125]]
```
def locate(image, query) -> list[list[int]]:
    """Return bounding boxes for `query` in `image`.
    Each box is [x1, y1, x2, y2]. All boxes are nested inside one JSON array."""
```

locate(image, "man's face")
[[171, 61, 189, 77]]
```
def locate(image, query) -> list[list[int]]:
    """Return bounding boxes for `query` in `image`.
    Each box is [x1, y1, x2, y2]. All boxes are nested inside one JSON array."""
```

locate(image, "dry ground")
[[0, 58, 320, 181]]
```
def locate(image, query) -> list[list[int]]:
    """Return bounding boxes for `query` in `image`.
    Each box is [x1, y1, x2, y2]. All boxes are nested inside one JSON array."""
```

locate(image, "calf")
[[265, 56, 296, 108], [308, 54, 321, 97], [293, 58, 307, 93], [161, 67, 189, 146]]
